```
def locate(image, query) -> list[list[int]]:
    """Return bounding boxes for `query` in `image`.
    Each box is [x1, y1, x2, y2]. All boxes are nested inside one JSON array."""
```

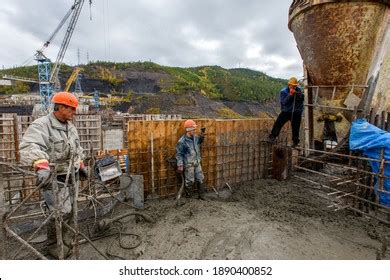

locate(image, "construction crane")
[[2, 0, 90, 111], [64, 67, 83, 94], [36, 0, 87, 111]]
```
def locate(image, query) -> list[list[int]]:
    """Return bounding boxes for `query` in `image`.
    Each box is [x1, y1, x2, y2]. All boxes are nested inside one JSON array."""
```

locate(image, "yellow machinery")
[[64, 67, 82, 92]]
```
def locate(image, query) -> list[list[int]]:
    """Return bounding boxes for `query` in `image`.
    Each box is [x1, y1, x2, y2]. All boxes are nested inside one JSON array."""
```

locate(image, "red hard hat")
[[51, 91, 79, 108], [184, 119, 197, 130]]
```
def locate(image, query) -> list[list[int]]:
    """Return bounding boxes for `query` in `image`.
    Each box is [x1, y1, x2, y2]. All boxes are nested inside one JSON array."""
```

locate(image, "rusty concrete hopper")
[[288, 0, 390, 145]]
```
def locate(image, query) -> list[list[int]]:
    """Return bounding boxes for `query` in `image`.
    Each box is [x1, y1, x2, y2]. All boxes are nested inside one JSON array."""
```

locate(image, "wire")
[[102, 0, 107, 60], [105, 221, 142, 260], [20, 55, 36, 67], [89, 0, 93, 21]]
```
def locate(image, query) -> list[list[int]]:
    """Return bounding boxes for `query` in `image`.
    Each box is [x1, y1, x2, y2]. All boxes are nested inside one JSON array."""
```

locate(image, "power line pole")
[[77, 48, 81, 65]]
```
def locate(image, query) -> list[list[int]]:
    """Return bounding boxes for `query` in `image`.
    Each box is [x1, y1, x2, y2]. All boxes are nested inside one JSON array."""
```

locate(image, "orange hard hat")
[[184, 119, 197, 130], [51, 91, 79, 108], [288, 77, 298, 86]]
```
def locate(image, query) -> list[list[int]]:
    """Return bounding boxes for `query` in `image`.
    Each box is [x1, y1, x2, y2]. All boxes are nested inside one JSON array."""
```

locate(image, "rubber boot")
[[197, 182, 207, 200], [184, 184, 193, 198]]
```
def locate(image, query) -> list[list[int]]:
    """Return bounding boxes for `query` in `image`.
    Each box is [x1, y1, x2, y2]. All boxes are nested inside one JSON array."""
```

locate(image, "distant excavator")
[[288, 0, 390, 149]]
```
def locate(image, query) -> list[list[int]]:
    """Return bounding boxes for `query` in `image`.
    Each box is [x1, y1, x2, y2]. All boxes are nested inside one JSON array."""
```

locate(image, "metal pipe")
[[52, 173, 64, 260], [71, 155, 80, 259]]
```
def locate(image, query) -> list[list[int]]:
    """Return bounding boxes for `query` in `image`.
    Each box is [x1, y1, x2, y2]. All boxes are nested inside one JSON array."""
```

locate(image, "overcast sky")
[[0, 0, 302, 79]]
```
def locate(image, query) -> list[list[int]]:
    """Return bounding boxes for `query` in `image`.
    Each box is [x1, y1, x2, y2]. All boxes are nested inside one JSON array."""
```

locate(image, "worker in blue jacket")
[[268, 77, 304, 147], [176, 119, 206, 200]]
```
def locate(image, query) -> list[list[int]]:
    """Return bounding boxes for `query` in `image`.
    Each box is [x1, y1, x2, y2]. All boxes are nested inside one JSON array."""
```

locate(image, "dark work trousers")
[[270, 111, 302, 144]]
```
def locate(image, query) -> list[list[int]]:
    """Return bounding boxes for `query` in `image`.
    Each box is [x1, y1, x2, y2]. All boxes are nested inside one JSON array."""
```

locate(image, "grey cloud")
[[0, 0, 302, 78]]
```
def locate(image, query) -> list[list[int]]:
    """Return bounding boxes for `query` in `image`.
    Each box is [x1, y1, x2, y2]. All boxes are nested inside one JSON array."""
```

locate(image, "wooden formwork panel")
[[127, 118, 284, 198], [215, 119, 275, 187], [123, 114, 182, 148]]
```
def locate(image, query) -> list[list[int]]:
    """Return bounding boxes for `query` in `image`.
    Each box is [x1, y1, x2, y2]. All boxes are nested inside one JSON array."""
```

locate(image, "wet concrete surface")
[[2, 175, 389, 260]]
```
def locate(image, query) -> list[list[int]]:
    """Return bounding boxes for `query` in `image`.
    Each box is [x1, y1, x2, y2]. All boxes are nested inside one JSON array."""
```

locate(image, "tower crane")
[[2, 0, 91, 111], [36, 0, 87, 111]]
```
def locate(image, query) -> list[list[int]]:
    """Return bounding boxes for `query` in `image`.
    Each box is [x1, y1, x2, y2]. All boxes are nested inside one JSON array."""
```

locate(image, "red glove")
[[33, 159, 50, 186], [33, 159, 50, 170], [177, 165, 184, 173], [289, 87, 296, 96]]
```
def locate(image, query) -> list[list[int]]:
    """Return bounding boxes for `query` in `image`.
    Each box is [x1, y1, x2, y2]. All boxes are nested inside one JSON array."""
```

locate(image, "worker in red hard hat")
[[176, 119, 207, 200], [267, 77, 304, 148], [19, 91, 87, 258]]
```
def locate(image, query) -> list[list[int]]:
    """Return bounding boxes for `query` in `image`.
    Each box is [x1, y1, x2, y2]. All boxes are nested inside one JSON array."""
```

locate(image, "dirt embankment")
[[73, 176, 389, 260]]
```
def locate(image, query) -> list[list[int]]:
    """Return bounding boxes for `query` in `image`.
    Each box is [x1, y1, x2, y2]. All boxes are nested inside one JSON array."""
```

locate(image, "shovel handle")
[[176, 173, 185, 200]]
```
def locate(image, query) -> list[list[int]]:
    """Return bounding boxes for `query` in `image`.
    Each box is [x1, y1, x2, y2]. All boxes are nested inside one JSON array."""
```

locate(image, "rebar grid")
[[294, 147, 390, 225]]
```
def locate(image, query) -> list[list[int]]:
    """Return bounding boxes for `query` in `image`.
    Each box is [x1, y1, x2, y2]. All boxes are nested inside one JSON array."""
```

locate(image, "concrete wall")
[[102, 128, 123, 150]]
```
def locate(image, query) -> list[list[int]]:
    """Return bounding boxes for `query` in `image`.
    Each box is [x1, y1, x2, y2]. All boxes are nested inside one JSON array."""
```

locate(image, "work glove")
[[289, 87, 296, 96], [177, 165, 184, 173], [78, 161, 88, 181], [36, 169, 51, 187], [79, 167, 89, 181]]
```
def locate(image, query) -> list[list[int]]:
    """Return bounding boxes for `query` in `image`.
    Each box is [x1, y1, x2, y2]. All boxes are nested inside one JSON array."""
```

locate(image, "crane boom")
[[50, 0, 85, 88]]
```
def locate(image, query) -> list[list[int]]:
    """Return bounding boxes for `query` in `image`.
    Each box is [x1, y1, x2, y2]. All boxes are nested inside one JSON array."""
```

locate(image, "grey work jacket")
[[20, 113, 84, 173], [176, 134, 204, 167]]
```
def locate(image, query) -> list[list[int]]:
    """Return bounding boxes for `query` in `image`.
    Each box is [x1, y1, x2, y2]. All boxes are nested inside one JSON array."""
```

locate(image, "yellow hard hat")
[[288, 77, 298, 86]]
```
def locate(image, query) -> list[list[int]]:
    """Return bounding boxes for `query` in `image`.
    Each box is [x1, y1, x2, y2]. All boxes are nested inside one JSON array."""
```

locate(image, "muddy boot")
[[197, 182, 207, 200], [184, 185, 193, 198]]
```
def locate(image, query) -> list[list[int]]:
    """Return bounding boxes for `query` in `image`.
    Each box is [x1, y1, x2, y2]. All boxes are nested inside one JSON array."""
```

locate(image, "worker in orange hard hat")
[[176, 119, 207, 200], [267, 77, 304, 148], [19, 91, 86, 259]]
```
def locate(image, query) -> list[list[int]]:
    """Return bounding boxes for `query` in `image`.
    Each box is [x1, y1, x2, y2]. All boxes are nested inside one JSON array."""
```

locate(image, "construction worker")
[[19, 91, 87, 258], [176, 120, 207, 200], [268, 77, 304, 147]]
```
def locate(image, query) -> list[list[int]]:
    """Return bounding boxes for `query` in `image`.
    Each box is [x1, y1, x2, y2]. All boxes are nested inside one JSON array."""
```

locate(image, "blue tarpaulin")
[[349, 119, 390, 206]]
